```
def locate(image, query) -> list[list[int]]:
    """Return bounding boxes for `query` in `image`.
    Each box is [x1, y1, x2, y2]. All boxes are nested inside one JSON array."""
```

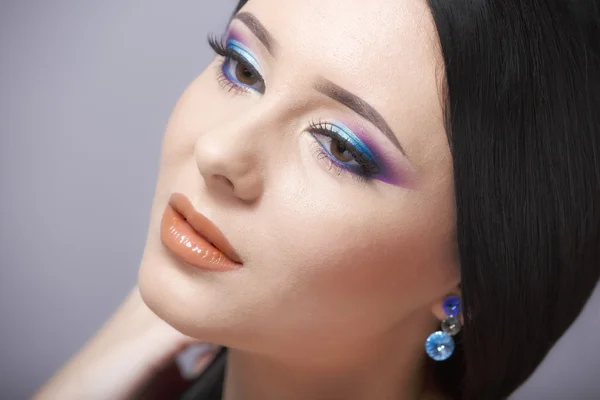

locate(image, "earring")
[[425, 295, 462, 361]]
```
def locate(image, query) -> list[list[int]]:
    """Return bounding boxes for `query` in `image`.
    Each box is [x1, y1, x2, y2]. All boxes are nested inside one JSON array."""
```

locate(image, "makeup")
[[160, 193, 242, 271], [343, 121, 409, 186], [225, 26, 250, 49], [211, 27, 413, 186], [209, 27, 266, 93], [226, 37, 263, 75], [311, 119, 410, 186]]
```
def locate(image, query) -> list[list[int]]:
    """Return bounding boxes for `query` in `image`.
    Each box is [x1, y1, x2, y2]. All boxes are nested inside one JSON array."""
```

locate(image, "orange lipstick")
[[160, 193, 242, 271]]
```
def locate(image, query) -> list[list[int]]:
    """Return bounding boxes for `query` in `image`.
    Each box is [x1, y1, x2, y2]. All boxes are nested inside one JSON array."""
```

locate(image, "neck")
[[222, 312, 443, 400]]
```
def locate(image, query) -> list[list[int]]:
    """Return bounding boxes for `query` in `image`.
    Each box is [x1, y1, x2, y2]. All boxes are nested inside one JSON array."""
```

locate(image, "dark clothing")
[[178, 348, 227, 400]]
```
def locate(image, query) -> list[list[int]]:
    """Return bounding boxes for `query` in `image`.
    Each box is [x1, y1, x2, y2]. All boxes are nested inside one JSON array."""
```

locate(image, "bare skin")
[[35, 0, 460, 398]]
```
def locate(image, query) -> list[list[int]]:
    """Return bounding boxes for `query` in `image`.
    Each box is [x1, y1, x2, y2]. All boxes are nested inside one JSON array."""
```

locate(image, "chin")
[[138, 244, 214, 339], [137, 239, 250, 346]]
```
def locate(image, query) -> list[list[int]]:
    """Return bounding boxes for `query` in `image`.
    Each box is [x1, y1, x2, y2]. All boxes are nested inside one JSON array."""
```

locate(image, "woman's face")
[[139, 0, 458, 355]]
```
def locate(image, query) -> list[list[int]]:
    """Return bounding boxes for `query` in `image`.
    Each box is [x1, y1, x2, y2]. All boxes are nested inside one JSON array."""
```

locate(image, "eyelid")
[[326, 121, 376, 162], [309, 120, 380, 176], [227, 39, 263, 75]]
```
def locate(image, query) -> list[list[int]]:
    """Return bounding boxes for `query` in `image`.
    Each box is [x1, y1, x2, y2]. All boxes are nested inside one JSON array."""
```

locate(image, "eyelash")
[[308, 120, 379, 182], [208, 34, 262, 94], [206, 34, 379, 183]]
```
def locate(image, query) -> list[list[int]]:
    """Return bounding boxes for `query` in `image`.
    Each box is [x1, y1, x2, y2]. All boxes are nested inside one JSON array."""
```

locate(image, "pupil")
[[332, 140, 352, 162], [237, 64, 254, 83]]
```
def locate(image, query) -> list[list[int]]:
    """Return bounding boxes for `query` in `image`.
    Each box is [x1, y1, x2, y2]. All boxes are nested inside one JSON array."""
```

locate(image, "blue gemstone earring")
[[425, 295, 462, 361]]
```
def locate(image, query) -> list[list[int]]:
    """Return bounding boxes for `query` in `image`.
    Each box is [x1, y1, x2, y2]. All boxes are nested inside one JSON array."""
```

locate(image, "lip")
[[160, 193, 242, 271]]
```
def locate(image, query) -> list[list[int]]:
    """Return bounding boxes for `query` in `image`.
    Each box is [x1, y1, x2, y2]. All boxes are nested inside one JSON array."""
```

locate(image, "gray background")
[[0, 1, 598, 399]]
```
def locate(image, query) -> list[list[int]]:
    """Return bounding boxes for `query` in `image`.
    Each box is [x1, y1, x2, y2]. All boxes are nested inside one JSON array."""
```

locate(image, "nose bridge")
[[194, 103, 271, 202], [197, 102, 272, 169]]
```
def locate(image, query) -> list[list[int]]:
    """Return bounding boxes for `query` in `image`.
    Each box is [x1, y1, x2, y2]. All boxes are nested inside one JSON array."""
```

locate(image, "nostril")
[[213, 174, 234, 189]]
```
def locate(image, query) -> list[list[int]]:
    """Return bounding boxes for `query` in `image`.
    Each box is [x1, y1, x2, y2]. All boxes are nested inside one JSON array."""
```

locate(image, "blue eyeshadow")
[[227, 39, 262, 74]]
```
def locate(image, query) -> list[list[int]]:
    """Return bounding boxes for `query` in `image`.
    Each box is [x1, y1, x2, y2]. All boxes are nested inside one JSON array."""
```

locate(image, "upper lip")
[[168, 193, 242, 264]]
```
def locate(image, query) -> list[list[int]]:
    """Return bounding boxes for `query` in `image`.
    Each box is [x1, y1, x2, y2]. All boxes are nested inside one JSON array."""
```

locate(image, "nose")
[[194, 117, 265, 203]]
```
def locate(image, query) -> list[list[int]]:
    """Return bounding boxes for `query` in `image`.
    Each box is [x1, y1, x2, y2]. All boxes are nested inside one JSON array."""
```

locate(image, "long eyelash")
[[207, 33, 229, 56], [214, 64, 250, 94], [207, 33, 261, 94], [207, 34, 250, 94], [311, 144, 370, 183], [307, 119, 379, 181]]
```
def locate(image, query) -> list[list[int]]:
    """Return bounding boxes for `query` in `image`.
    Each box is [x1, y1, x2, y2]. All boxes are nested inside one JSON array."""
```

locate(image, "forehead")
[[239, 0, 446, 164]]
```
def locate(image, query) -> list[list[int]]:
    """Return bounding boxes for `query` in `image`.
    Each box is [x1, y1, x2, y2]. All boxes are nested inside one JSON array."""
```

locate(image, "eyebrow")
[[314, 79, 406, 156], [232, 12, 276, 55], [232, 12, 406, 156]]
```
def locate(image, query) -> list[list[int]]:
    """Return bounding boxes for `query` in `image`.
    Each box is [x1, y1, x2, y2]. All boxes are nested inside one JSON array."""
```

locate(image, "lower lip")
[[160, 204, 241, 271]]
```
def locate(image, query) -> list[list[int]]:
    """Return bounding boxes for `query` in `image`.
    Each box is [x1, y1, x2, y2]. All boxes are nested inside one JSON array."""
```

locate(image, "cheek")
[[142, 66, 231, 255], [159, 69, 223, 169], [150, 64, 245, 207], [255, 175, 457, 335]]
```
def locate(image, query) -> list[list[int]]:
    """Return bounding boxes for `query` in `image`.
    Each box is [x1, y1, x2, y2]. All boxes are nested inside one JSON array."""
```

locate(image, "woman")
[[34, 0, 600, 399]]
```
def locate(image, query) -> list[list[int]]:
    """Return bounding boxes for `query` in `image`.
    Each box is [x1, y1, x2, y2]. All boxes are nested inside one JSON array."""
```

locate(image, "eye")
[[308, 121, 380, 179], [315, 135, 358, 165], [208, 34, 265, 94], [223, 57, 265, 92]]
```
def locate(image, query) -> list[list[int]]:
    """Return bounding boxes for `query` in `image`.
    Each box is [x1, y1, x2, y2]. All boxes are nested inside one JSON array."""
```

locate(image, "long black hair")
[[428, 0, 600, 398], [214, 1, 600, 399]]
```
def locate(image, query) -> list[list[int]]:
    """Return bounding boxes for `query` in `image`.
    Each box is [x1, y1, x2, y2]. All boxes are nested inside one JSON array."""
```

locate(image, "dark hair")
[[227, 1, 600, 398], [429, 1, 600, 398]]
